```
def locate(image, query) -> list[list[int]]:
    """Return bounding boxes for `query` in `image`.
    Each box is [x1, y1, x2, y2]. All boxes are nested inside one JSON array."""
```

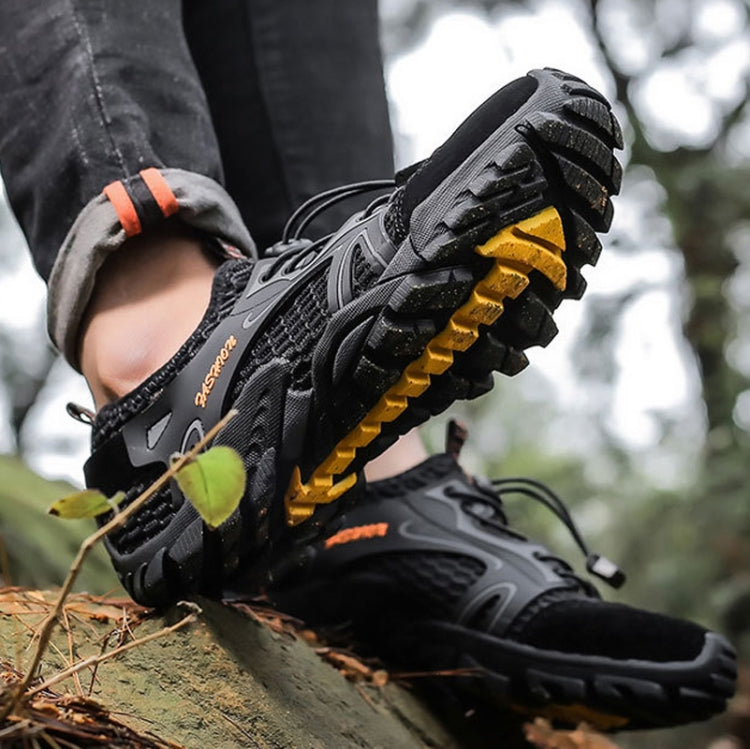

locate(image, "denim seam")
[[246, 1, 293, 212], [67, 0, 127, 176]]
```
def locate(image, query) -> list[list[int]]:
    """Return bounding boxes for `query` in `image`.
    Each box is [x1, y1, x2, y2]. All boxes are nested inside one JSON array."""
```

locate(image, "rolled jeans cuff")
[[48, 168, 257, 370]]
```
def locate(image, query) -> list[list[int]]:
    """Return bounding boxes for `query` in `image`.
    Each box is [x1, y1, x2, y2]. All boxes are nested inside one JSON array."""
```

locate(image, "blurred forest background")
[[0, 0, 749, 747]]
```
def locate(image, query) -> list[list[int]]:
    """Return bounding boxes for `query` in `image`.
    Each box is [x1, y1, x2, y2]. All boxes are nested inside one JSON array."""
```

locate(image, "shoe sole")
[[283, 69, 622, 527], [372, 623, 737, 730]]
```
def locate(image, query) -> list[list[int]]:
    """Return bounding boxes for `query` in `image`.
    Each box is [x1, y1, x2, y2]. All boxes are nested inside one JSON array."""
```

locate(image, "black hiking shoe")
[[83, 68, 622, 606], [268, 435, 737, 731]]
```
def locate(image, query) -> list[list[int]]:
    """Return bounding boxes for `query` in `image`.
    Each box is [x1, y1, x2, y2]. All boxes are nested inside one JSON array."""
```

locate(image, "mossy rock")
[[0, 591, 470, 748]]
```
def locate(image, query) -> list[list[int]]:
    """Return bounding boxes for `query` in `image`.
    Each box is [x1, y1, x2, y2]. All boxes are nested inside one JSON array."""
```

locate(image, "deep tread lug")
[[492, 294, 558, 349], [568, 211, 603, 267], [389, 267, 475, 315], [529, 112, 622, 189], [351, 355, 400, 398], [561, 268, 587, 301], [564, 97, 624, 149], [459, 335, 512, 374], [561, 79, 612, 107], [365, 313, 437, 361], [552, 154, 615, 232], [499, 347, 529, 376]]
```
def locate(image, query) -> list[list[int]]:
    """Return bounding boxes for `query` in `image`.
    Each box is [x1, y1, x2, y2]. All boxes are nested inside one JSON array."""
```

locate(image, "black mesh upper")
[[351, 244, 382, 297], [108, 483, 174, 556], [366, 453, 460, 500], [383, 187, 408, 245], [230, 269, 329, 396], [351, 551, 485, 619], [511, 598, 708, 663]]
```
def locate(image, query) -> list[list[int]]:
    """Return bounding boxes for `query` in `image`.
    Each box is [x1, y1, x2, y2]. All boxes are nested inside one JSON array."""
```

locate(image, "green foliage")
[[174, 446, 245, 530], [44, 445, 245, 531], [0, 456, 119, 593], [47, 489, 124, 519]]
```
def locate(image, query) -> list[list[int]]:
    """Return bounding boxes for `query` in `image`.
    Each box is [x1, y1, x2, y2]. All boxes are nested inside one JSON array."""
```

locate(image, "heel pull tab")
[[66, 402, 95, 427], [446, 419, 468, 459]]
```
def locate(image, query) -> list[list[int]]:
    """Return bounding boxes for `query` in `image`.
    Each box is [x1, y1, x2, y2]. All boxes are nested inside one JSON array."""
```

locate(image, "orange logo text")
[[194, 335, 238, 408], [324, 523, 389, 549]]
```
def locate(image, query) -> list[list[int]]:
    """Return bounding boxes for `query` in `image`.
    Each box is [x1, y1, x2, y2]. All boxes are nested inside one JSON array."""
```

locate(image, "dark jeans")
[[0, 0, 393, 364]]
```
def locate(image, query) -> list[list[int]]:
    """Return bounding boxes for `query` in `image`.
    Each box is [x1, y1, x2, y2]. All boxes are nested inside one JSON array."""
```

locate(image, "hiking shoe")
[[268, 439, 737, 730], [83, 68, 622, 606]]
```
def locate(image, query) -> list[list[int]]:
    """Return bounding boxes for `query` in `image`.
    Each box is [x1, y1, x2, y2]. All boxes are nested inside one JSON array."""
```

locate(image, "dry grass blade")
[[0, 681, 183, 748], [230, 600, 305, 638], [389, 667, 481, 680], [27, 605, 199, 698]]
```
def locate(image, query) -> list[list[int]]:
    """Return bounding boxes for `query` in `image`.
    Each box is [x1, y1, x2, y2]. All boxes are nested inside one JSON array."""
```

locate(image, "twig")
[[354, 683, 378, 712], [215, 708, 262, 748], [87, 607, 139, 695], [389, 667, 480, 679], [87, 628, 115, 698], [40, 730, 65, 749], [121, 607, 138, 642], [60, 609, 83, 697], [26, 605, 199, 698], [0, 536, 22, 672], [45, 640, 74, 688], [2, 409, 237, 718], [0, 718, 34, 739]]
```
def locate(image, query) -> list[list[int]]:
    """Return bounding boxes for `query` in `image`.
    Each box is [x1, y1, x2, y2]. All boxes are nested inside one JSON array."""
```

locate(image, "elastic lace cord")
[[282, 179, 395, 242], [362, 192, 391, 216], [450, 482, 593, 594], [260, 179, 396, 282], [493, 478, 589, 557], [491, 477, 626, 589]]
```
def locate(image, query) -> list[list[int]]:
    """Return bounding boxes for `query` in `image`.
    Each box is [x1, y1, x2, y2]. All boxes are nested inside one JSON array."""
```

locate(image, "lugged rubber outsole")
[[374, 623, 737, 731], [285, 207, 567, 524], [284, 69, 622, 527]]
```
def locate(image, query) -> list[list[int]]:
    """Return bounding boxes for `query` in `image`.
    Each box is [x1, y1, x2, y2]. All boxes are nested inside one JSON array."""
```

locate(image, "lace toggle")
[[585, 553, 626, 589]]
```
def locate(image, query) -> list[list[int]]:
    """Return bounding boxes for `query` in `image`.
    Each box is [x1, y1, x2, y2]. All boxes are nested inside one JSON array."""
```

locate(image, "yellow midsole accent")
[[285, 206, 566, 526]]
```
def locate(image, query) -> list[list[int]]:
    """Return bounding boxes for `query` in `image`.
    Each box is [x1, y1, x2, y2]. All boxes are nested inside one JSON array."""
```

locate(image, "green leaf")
[[48, 490, 125, 519], [174, 446, 245, 529]]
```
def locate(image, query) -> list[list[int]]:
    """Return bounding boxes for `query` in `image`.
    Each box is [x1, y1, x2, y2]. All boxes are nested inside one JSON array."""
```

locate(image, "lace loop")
[[281, 178, 394, 242], [257, 179, 396, 284], [66, 402, 95, 427], [451, 475, 626, 591], [491, 477, 626, 589], [454, 482, 596, 594]]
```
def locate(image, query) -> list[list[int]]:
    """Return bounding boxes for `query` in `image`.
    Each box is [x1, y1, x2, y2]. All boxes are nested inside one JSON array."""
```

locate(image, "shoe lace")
[[450, 476, 626, 592], [280, 179, 395, 243], [257, 179, 395, 282]]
